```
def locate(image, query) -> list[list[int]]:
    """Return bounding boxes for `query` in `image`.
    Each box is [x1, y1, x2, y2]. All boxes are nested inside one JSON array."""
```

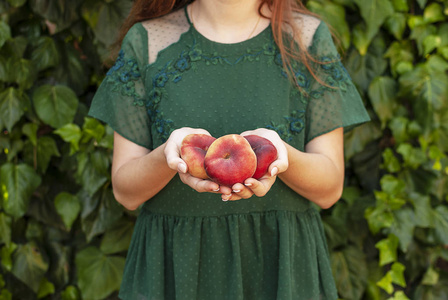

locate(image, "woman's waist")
[[141, 178, 312, 217]]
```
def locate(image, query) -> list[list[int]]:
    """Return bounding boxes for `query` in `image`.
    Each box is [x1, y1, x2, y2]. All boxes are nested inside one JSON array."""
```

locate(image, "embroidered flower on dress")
[[188, 48, 202, 62], [175, 54, 191, 71], [266, 110, 306, 142], [295, 71, 309, 89], [106, 49, 144, 106], [154, 72, 169, 87]]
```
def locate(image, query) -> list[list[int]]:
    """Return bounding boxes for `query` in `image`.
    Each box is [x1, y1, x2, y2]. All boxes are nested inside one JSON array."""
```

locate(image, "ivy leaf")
[[6, 0, 26, 8], [100, 217, 134, 254], [82, 117, 105, 143], [75, 246, 125, 300], [75, 151, 109, 196], [365, 197, 395, 234], [391, 0, 408, 12], [397, 143, 427, 169], [414, 276, 448, 299], [426, 55, 448, 73], [423, 35, 441, 55], [368, 76, 398, 128], [352, 23, 371, 56], [52, 44, 89, 95], [377, 262, 406, 294], [380, 174, 406, 198], [344, 121, 382, 161], [7, 58, 36, 90], [421, 267, 440, 286], [410, 193, 434, 227], [54, 123, 82, 155], [416, 0, 427, 9], [354, 0, 394, 44], [24, 136, 61, 174], [375, 234, 399, 266], [29, 0, 82, 33], [381, 148, 401, 173], [12, 242, 49, 293], [0, 21, 11, 48], [0, 242, 17, 271], [61, 285, 80, 300], [0, 212, 12, 246], [345, 41, 388, 91], [0, 88, 30, 132], [388, 117, 409, 144], [389, 291, 410, 300], [331, 245, 368, 300], [423, 3, 445, 24], [399, 64, 448, 132], [31, 37, 59, 71], [82, 0, 132, 47], [0, 163, 41, 218], [432, 206, 448, 245], [33, 85, 79, 129], [54, 192, 81, 231], [81, 189, 122, 242], [37, 277, 55, 299], [307, 0, 351, 49], [22, 123, 38, 147], [390, 262, 406, 287], [410, 24, 437, 55], [384, 41, 414, 76], [385, 13, 407, 40], [390, 208, 415, 252]]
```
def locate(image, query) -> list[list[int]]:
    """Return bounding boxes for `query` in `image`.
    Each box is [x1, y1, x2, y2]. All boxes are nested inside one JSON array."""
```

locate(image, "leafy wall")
[[0, 0, 447, 299]]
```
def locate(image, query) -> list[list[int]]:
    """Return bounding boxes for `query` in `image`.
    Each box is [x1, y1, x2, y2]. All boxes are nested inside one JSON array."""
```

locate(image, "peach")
[[204, 134, 257, 186], [244, 135, 278, 179], [180, 134, 217, 179]]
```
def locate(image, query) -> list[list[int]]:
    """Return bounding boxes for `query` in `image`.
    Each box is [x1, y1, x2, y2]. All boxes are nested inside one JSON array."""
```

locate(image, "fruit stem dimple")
[[224, 153, 231, 159]]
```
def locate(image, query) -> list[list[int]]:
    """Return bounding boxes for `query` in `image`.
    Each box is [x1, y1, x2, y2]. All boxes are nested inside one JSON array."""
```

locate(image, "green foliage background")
[[0, 0, 447, 299]]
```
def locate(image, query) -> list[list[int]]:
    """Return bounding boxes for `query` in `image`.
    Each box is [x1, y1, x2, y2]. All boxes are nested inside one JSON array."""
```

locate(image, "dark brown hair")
[[114, 0, 322, 85]]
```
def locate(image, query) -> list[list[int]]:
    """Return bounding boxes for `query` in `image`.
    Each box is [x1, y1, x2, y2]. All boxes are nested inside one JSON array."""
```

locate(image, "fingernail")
[[222, 194, 231, 201], [178, 163, 187, 173], [244, 183, 252, 187], [233, 189, 241, 193], [270, 167, 278, 177], [213, 187, 220, 192]]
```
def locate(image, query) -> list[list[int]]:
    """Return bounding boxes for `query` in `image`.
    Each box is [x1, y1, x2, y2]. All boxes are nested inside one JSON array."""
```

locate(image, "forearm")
[[112, 143, 176, 210], [278, 142, 344, 209]]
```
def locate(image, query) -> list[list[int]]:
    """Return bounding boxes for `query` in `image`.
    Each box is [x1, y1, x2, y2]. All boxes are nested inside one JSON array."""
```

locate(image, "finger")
[[179, 173, 220, 192], [221, 193, 242, 202], [231, 183, 254, 199], [268, 159, 288, 176], [164, 141, 184, 171], [244, 176, 275, 197]]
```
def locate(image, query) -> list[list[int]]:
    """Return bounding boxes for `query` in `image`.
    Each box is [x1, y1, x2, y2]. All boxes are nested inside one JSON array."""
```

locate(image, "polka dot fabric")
[[88, 6, 370, 300]]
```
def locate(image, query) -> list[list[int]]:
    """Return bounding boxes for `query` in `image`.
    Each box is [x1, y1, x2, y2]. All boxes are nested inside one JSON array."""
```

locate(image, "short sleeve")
[[88, 23, 153, 149], [305, 22, 370, 144]]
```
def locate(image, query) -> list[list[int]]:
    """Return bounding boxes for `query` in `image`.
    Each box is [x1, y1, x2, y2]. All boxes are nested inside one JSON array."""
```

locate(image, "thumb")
[[268, 158, 288, 176]]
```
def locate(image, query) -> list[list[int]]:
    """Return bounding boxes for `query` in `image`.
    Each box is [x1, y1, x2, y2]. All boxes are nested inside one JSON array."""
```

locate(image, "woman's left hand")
[[221, 128, 289, 201]]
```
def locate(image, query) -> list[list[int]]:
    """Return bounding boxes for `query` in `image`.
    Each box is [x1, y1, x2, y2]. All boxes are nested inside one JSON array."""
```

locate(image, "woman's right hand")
[[164, 127, 232, 196]]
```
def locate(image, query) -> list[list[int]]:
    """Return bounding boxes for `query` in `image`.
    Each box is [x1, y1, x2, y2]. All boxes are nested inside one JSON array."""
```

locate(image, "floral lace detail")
[[310, 54, 352, 98], [144, 36, 351, 143], [266, 110, 306, 142], [106, 50, 145, 106], [146, 38, 281, 142]]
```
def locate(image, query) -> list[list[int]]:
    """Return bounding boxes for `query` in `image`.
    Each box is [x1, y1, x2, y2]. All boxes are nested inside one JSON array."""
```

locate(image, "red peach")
[[180, 134, 217, 179], [204, 134, 257, 186], [244, 135, 278, 179]]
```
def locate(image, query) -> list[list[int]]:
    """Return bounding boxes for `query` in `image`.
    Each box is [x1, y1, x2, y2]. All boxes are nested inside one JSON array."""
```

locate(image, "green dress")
[[89, 6, 370, 300]]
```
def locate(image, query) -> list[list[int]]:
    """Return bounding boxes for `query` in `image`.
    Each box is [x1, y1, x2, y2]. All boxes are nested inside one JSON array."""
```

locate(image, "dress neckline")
[[183, 4, 272, 48]]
